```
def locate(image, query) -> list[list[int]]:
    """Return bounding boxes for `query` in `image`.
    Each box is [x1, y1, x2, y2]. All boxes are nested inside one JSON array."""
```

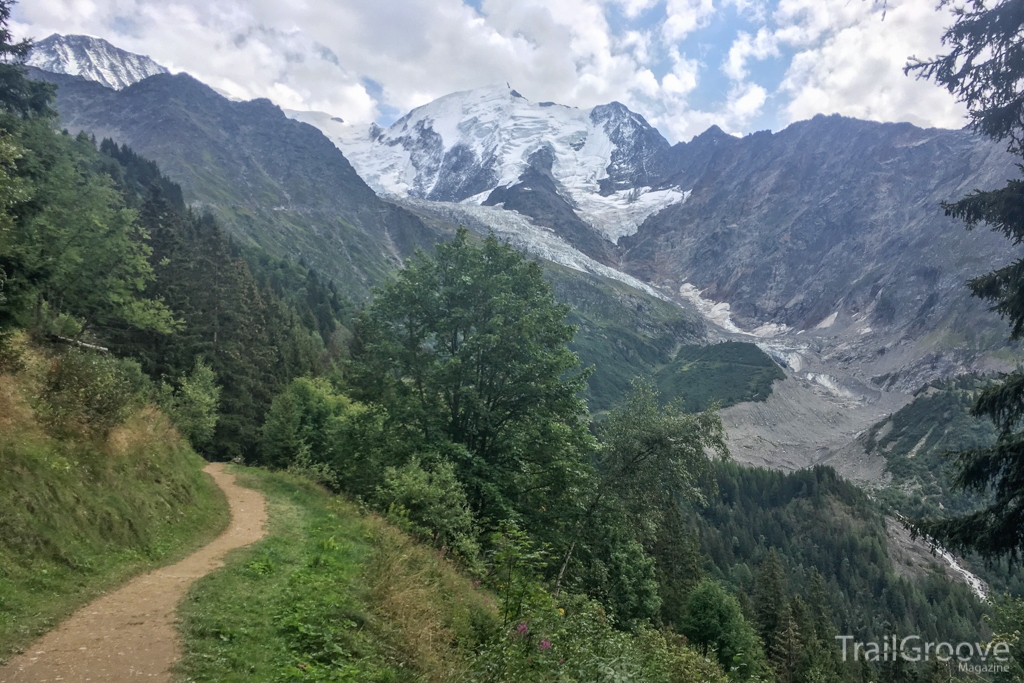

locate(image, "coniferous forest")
[[4, 0, 1024, 681]]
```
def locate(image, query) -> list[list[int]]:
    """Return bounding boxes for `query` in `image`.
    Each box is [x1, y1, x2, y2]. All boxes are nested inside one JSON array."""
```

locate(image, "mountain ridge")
[[27, 66, 444, 295], [27, 34, 168, 90], [25, 34, 1024, 477]]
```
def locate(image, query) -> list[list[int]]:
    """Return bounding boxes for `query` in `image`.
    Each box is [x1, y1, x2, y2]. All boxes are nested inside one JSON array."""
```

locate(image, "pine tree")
[[771, 601, 802, 683], [0, 1, 54, 119], [754, 548, 788, 652], [908, 0, 1024, 559]]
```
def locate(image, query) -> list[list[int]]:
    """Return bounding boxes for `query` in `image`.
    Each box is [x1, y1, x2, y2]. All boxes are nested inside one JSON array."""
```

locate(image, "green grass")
[[544, 265, 705, 413], [175, 467, 498, 683], [0, 370, 230, 661], [654, 341, 785, 412], [543, 267, 785, 414]]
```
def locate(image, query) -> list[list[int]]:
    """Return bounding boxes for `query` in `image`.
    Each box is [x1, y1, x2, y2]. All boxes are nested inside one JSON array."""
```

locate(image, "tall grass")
[[0, 337, 229, 660], [175, 468, 496, 682]]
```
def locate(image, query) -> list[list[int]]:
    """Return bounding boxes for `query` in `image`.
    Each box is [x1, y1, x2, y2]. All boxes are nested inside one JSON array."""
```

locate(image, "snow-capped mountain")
[[288, 85, 687, 244], [27, 34, 168, 91]]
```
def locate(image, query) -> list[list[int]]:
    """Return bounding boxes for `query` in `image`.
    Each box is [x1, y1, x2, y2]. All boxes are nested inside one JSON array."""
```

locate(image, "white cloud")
[[662, 0, 716, 42], [11, 0, 966, 143], [723, 28, 778, 81], [774, 0, 966, 129], [606, 0, 659, 20]]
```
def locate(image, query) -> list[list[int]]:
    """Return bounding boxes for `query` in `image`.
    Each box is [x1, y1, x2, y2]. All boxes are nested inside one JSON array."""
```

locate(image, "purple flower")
[[538, 640, 552, 651], [516, 623, 529, 636]]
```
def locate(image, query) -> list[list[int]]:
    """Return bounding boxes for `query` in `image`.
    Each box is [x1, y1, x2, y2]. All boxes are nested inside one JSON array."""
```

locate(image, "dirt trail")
[[0, 463, 267, 682]]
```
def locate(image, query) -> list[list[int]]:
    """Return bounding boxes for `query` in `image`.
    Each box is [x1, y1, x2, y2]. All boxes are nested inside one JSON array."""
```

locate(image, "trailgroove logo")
[[835, 635, 1011, 673]]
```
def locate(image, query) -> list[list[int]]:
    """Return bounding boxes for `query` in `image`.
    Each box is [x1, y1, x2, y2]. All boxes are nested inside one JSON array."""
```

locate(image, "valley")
[[5, 21, 1024, 682]]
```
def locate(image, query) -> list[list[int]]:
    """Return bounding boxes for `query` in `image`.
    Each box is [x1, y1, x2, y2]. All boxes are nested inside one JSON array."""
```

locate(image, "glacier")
[[27, 34, 168, 91], [286, 84, 687, 242]]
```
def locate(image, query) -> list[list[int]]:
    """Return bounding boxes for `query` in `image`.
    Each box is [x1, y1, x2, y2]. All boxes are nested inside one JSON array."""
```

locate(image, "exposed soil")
[[0, 463, 267, 682]]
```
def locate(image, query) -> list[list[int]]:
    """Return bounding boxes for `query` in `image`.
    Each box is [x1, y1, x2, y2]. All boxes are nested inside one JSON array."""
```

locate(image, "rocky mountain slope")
[[288, 86, 687, 257], [28, 67, 442, 295], [298, 84, 1021, 471], [28, 35, 1024, 477], [27, 34, 168, 90]]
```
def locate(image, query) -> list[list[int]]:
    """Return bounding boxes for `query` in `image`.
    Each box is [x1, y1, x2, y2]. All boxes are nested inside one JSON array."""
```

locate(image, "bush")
[[37, 349, 149, 436], [260, 377, 393, 496], [680, 579, 768, 681], [0, 328, 25, 373], [158, 359, 220, 449], [471, 523, 728, 683], [377, 456, 480, 563]]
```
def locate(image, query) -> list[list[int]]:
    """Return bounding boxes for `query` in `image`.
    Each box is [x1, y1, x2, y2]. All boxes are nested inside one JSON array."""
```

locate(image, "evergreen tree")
[[0, 1, 54, 119], [771, 602, 802, 683], [652, 505, 705, 628], [909, 0, 1024, 559], [755, 549, 789, 655]]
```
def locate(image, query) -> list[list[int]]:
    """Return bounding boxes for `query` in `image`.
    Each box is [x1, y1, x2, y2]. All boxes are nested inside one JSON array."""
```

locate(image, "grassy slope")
[[176, 467, 497, 682], [545, 266, 785, 414], [654, 341, 786, 413], [0, 353, 230, 660]]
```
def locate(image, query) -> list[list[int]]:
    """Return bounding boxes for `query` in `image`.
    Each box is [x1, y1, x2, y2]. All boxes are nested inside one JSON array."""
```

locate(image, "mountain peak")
[[27, 34, 168, 90]]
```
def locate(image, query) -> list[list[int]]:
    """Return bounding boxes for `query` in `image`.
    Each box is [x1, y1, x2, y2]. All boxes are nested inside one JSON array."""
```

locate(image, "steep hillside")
[[544, 264, 706, 411], [0, 335, 229, 659], [27, 68, 443, 296], [695, 463, 985, 643], [623, 115, 1020, 388], [177, 467, 730, 683]]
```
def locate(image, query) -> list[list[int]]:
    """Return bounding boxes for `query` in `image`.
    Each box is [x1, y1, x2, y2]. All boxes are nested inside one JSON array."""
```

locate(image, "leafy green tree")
[[1, 125, 177, 334], [680, 579, 768, 681], [0, 6, 173, 335], [159, 359, 221, 449], [348, 228, 594, 530], [0, 133, 22, 304], [907, 0, 1024, 559], [260, 376, 390, 493], [592, 379, 727, 546], [552, 380, 727, 625]]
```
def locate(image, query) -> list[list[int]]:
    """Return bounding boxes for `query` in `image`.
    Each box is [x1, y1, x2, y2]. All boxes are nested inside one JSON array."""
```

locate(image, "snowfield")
[[287, 84, 687, 242], [28, 34, 168, 91]]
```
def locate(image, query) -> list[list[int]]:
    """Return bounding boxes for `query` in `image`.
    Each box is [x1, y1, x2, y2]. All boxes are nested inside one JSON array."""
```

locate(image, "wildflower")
[[516, 623, 529, 636], [539, 640, 552, 651], [557, 608, 564, 616]]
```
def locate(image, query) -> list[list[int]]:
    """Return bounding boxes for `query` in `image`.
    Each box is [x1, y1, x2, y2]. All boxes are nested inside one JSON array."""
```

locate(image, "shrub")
[[37, 349, 149, 436], [0, 328, 25, 373], [376, 456, 479, 563], [260, 377, 393, 496], [158, 359, 220, 449]]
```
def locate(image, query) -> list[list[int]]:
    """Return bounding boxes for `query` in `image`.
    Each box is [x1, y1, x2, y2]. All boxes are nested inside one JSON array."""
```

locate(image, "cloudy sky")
[[13, 0, 967, 143]]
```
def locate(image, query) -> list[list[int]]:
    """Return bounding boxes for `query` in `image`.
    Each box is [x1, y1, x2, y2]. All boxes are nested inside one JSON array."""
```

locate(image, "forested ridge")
[[1, 6, 1020, 680]]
